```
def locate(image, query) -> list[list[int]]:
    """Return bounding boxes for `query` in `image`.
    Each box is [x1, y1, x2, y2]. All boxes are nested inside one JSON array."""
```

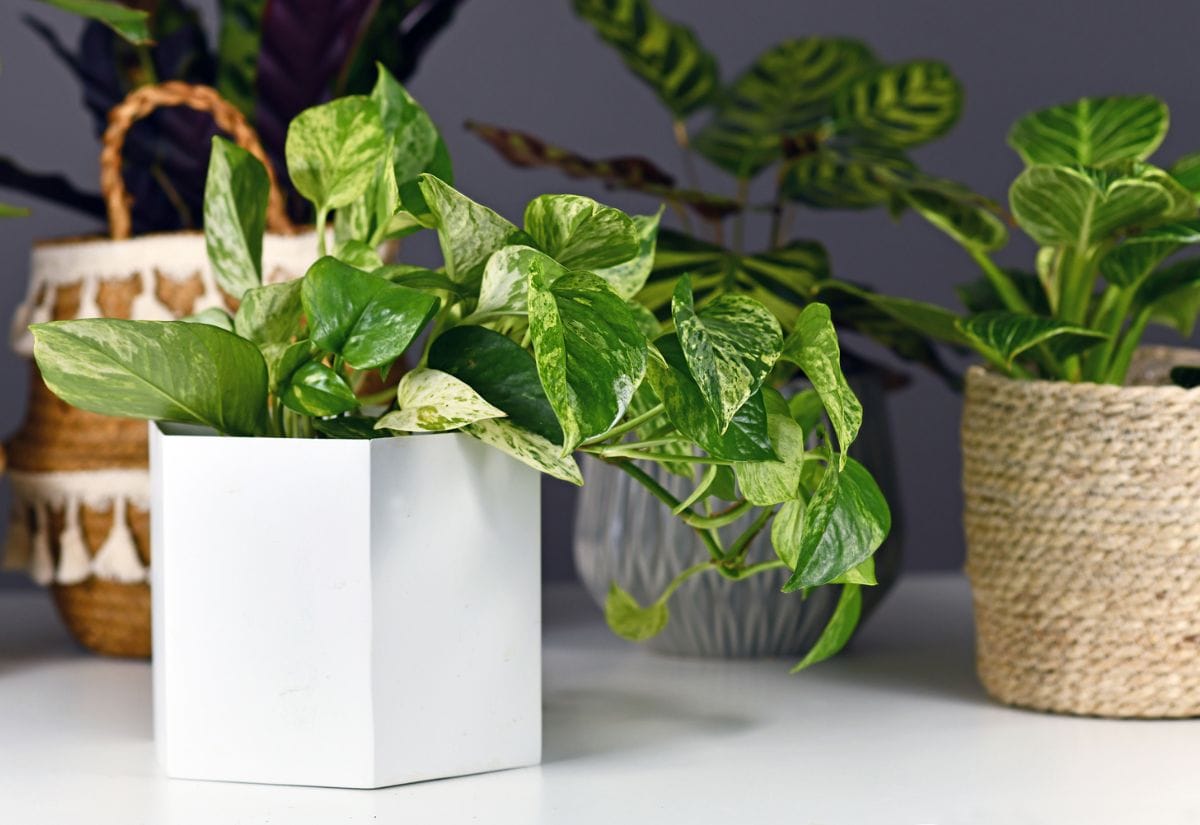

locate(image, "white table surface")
[[0, 574, 1197, 825]]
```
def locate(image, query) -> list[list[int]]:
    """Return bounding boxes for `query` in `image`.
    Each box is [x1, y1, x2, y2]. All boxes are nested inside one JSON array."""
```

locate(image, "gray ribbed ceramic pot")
[[573, 369, 902, 657]]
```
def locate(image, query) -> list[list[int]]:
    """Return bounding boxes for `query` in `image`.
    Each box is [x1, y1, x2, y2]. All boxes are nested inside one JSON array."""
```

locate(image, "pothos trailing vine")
[[29, 65, 890, 671]]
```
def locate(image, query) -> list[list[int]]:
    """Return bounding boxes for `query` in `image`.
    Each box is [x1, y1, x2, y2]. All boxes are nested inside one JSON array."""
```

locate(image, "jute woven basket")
[[3, 83, 316, 658], [962, 349, 1200, 718]]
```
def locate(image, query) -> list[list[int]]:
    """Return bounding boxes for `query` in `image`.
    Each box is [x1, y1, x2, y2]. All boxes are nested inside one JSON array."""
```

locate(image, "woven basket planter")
[[2, 83, 316, 658], [962, 351, 1200, 718]]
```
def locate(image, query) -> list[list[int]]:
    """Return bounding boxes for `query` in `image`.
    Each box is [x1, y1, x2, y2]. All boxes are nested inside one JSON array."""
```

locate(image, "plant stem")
[[673, 463, 718, 515], [731, 559, 788, 579], [967, 247, 1031, 314], [1106, 305, 1152, 384], [316, 207, 330, 256], [673, 119, 700, 191], [592, 449, 735, 465], [656, 561, 715, 605], [581, 403, 666, 446], [728, 505, 776, 563], [733, 177, 749, 255], [357, 386, 397, 406], [606, 458, 727, 561]]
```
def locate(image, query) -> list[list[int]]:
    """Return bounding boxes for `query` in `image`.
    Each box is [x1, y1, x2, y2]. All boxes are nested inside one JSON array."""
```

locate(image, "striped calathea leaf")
[[1007, 95, 1169, 168], [572, 0, 718, 117]]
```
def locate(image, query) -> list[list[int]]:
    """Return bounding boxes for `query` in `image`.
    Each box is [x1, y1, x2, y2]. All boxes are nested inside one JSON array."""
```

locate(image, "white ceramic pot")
[[149, 425, 542, 788]]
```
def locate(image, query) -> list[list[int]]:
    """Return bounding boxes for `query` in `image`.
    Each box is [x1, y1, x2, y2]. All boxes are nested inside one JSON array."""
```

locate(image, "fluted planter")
[[574, 367, 902, 657]]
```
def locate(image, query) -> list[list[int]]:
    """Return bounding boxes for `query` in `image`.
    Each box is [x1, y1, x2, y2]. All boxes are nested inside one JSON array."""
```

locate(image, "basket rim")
[[965, 351, 1200, 403]]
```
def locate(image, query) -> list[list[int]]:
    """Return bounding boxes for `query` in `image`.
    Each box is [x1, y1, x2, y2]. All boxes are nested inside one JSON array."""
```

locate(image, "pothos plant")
[[27, 67, 891, 672], [833, 95, 1200, 384], [468, 0, 993, 381], [3, 0, 465, 228]]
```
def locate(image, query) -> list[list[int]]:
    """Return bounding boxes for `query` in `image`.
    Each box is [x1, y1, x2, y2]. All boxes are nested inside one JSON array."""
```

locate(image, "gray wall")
[[2, 0, 1199, 588]]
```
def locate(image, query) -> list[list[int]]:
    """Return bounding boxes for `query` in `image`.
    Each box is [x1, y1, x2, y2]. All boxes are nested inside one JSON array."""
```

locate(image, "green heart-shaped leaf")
[[471, 245, 566, 320], [781, 303, 862, 461], [672, 276, 782, 432], [589, 209, 662, 300], [234, 280, 303, 347], [603, 582, 669, 642], [777, 458, 890, 591], [528, 270, 647, 452], [789, 583, 862, 673], [203, 137, 268, 298], [1008, 95, 1168, 168], [647, 334, 774, 461], [375, 368, 506, 433], [286, 96, 387, 212], [31, 319, 268, 436], [1009, 165, 1175, 247], [301, 256, 439, 369], [281, 361, 358, 417], [428, 325, 564, 444], [418, 174, 531, 288], [734, 388, 808, 506], [464, 417, 582, 485], [524, 194, 640, 271]]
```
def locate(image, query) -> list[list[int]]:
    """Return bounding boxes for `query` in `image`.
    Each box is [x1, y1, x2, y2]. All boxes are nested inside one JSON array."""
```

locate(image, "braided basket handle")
[[100, 81, 295, 240]]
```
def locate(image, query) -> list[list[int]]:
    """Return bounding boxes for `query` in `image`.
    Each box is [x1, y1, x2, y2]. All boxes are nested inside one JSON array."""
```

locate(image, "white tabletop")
[[0, 574, 1197, 825]]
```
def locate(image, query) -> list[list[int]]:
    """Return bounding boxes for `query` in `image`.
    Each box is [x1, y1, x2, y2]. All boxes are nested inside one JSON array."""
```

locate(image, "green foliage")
[[865, 94, 1200, 384], [573, 0, 718, 117], [37, 0, 151, 43], [203, 138, 269, 298], [29, 68, 889, 675]]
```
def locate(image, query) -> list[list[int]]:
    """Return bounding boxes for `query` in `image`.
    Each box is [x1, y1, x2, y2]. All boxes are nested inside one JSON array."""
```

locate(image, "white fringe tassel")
[[55, 496, 92, 585], [90, 496, 146, 584], [29, 502, 55, 586]]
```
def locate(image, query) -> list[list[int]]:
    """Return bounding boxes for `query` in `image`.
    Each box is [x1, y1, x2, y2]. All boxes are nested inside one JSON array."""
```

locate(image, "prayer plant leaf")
[[1169, 152, 1200, 198], [301, 256, 439, 370], [1009, 165, 1175, 247], [901, 181, 1008, 251], [203, 137, 268, 299], [528, 271, 648, 452], [464, 417, 583, 485], [375, 368, 506, 432], [1007, 95, 1169, 168], [777, 458, 890, 592], [429, 325, 563, 443], [1136, 258, 1200, 336], [818, 282, 970, 347], [790, 584, 863, 673], [280, 361, 358, 417], [604, 582, 669, 642], [286, 95, 387, 212], [31, 319, 268, 436], [957, 311, 1106, 366], [647, 334, 774, 461], [572, 0, 718, 118], [781, 303, 862, 461], [672, 276, 783, 432], [694, 37, 878, 178], [781, 145, 915, 210], [835, 60, 963, 149], [1098, 220, 1200, 288], [0, 202, 31, 218], [418, 174, 532, 288], [523, 194, 640, 271]]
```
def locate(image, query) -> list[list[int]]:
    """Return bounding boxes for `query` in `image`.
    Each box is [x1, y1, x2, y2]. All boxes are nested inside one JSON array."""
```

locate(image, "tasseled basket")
[[2, 82, 318, 658]]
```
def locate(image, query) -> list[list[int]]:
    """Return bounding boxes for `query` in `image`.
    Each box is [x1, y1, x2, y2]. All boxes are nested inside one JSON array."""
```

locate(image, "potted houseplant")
[[469, 0, 983, 655], [2, 0, 465, 656], [834, 94, 1200, 717], [29, 70, 891, 786]]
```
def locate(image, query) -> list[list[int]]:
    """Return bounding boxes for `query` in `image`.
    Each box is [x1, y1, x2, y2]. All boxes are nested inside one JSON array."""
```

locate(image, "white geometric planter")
[[149, 425, 542, 788]]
